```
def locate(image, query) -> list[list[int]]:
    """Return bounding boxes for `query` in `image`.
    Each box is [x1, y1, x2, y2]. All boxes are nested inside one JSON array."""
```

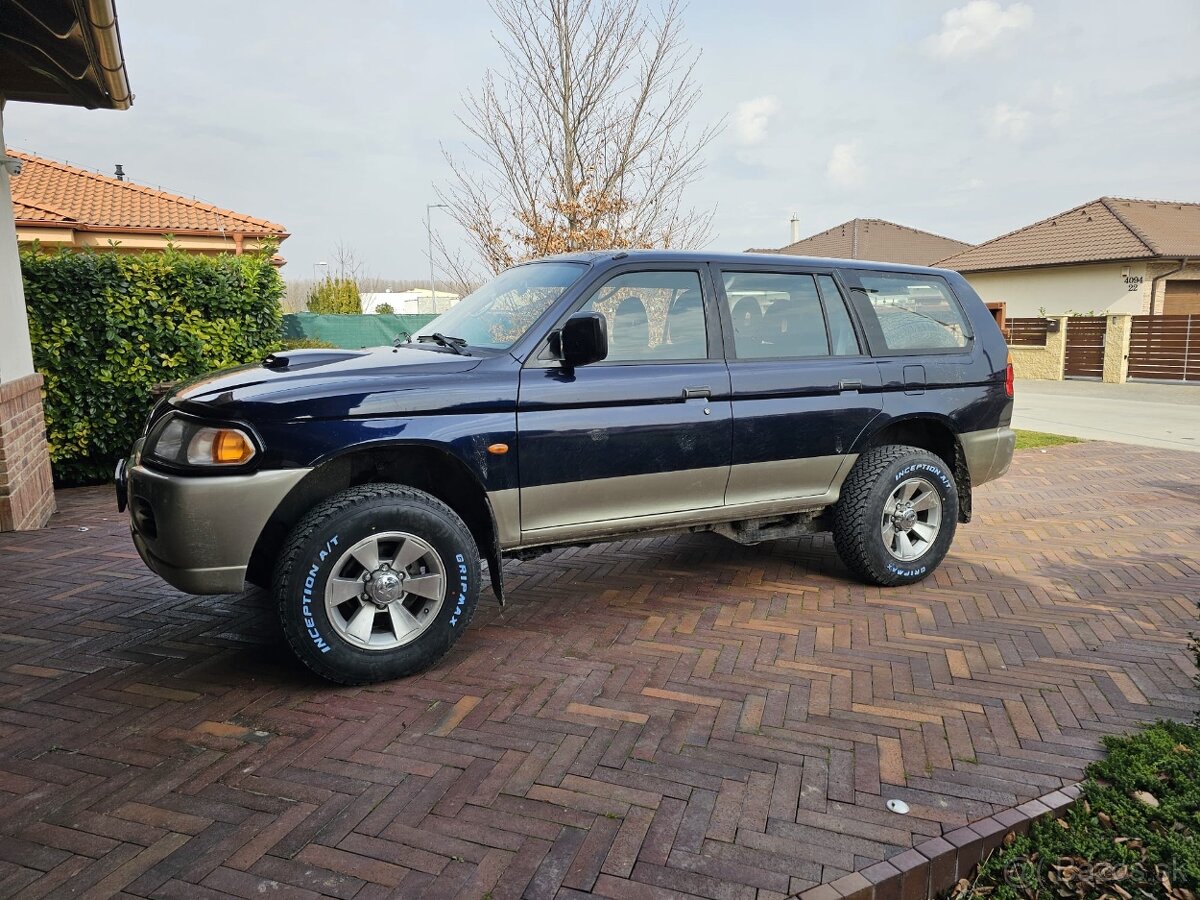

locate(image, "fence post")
[[1046, 316, 1068, 380], [1103, 314, 1132, 383]]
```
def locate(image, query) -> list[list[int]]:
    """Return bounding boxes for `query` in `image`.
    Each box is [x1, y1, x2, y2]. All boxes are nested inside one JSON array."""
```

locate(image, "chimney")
[[789, 214, 801, 244], [114, 164, 125, 181]]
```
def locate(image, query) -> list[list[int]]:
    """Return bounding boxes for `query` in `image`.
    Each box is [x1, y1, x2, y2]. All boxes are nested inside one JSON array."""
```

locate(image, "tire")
[[832, 445, 958, 587], [273, 483, 480, 685]]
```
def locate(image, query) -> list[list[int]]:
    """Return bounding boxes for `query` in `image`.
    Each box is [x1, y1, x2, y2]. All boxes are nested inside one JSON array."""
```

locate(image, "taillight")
[[1005, 353, 1014, 398]]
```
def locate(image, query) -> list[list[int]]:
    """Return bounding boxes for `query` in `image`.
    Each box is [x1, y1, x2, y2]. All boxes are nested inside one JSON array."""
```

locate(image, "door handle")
[[838, 379, 863, 392], [682, 386, 711, 400]]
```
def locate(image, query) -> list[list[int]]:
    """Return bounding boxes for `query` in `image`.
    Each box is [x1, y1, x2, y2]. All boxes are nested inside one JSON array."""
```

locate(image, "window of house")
[[721, 272, 831, 359], [577, 270, 708, 362], [852, 272, 971, 352]]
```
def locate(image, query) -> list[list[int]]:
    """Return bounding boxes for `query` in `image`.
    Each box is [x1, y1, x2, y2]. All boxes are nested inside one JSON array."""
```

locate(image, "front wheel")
[[832, 445, 958, 586], [274, 484, 480, 684]]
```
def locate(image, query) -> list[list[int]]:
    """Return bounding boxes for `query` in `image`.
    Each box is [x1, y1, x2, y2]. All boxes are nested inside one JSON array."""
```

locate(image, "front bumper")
[[123, 445, 309, 594]]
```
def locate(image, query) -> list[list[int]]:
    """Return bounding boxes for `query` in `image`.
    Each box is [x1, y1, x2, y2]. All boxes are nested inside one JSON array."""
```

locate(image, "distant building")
[[937, 197, 1200, 317], [750, 218, 972, 267], [9, 150, 288, 262], [361, 288, 460, 315]]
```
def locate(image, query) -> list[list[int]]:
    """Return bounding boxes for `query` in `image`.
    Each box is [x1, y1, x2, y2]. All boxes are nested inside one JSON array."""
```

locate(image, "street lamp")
[[313, 261, 328, 282], [426, 204, 448, 310]]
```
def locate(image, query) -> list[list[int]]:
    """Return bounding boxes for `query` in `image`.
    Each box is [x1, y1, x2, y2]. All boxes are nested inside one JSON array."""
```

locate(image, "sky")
[[7, 0, 1200, 281]]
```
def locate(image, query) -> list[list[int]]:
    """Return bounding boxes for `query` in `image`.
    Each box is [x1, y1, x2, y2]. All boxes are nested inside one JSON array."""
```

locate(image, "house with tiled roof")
[[937, 198, 1200, 317], [750, 218, 972, 267], [9, 150, 288, 261]]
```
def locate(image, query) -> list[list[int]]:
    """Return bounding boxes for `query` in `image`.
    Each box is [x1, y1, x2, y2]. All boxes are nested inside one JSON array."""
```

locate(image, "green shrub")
[[374, 302, 395, 315], [306, 278, 361, 314], [22, 245, 283, 485]]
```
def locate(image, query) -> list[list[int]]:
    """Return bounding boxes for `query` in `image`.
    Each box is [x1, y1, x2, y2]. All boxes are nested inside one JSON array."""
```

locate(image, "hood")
[[168, 345, 501, 421]]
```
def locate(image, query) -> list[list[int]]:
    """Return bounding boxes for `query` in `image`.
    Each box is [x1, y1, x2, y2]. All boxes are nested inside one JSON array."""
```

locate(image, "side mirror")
[[560, 312, 608, 368]]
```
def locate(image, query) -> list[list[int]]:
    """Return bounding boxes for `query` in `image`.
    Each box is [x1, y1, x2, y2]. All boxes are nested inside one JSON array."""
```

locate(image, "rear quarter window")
[[851, 272, 972, 353]]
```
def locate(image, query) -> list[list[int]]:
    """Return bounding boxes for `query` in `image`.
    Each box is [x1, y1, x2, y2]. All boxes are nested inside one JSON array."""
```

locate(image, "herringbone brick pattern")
[[0, 442, 1195, 898]]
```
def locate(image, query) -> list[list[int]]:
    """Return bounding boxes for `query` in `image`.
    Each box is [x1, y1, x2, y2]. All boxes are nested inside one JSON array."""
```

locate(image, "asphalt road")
[[1012, 379, 1200, 452]]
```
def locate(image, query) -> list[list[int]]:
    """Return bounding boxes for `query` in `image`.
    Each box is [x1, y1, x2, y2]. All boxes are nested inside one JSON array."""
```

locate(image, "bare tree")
[[329, 241, 365, 283], [439, 0, 720, 276]]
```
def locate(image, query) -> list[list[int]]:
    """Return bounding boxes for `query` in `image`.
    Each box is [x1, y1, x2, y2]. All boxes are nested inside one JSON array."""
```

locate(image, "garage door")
[[1163, 281, 1200, 316], [1128, 315, 1200, 382]]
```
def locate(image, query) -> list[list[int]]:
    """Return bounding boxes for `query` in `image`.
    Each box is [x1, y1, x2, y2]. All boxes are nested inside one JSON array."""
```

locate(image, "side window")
[[852, 272, 972, 352], [816, 275, 860, 356], [721, 271, 830, 359], [578, 270, 707, 362]]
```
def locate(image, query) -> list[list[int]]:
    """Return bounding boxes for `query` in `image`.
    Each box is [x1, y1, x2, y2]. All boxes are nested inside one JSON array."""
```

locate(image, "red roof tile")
[[937, 197, 1200, 272], [750, 218, 972, 266], [8, 149, 287, 236]]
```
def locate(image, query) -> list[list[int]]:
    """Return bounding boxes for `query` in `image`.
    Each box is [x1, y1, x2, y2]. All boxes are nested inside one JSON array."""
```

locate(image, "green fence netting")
[[282, 313, 438, 349]]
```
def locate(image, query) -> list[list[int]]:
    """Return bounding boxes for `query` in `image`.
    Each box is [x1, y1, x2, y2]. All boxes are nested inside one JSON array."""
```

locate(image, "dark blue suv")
[[120, 251, 1014, 684]]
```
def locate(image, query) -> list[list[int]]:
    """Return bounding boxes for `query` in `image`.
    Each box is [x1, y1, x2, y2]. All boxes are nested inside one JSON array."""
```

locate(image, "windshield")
[[411, 261, 588, 350]]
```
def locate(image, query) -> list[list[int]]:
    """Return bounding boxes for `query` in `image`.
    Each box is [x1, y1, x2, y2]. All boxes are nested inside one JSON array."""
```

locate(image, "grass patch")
[[1014, 430, 1082, 450], [953, 720, 1200, 900]]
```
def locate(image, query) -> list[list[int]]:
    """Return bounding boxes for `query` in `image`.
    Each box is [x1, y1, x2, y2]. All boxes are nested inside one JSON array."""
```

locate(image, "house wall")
[[0, 101, 55, 531], [962, 262, 1149, 317]]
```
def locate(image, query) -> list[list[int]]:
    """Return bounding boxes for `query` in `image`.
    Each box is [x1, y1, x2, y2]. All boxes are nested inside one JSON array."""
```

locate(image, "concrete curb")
[[801, 783, 1083, 900]]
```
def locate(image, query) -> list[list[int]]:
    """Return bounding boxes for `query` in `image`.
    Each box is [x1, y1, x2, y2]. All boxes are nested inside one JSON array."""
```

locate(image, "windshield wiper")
[[416, 333, 470, 355]]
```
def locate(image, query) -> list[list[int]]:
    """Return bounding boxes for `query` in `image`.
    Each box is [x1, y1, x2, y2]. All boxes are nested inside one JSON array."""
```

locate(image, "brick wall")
[[0, 373, 55, 531]]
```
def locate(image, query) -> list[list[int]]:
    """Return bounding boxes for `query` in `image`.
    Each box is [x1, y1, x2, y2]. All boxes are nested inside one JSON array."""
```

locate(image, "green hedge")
[[22, 246, 284, 485]]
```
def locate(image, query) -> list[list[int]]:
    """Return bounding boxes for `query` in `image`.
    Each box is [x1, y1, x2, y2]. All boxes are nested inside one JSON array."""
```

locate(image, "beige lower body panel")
[[520, 465, 729, 534], [723, 454, 850, 506], [960, 426, 1016, 486], [498, 453, 857, 550]]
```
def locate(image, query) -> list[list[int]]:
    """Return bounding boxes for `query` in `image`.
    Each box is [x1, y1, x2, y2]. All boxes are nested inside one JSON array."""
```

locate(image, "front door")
[[517, 266, 732, 537], [715, 266, 883, 506]]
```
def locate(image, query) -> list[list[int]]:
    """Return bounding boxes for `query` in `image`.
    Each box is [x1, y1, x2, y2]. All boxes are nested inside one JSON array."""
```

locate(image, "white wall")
[[962, 262, 1149, 317], [0, 102, 36, 382]]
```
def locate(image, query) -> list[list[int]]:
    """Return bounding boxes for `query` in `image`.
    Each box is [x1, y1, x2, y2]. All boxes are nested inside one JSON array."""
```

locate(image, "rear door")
[[714, 265, 883, 506], [517, 265, 732, 535]]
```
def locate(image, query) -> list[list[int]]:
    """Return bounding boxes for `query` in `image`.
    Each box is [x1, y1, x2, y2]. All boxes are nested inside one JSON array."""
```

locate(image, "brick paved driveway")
[[0, 442, 1195, 898]]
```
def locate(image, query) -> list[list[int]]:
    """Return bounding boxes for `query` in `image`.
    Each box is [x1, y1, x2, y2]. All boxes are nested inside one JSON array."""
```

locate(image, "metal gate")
[[1063, 316, 1107, 378], [1128, 315, 1200, 382]]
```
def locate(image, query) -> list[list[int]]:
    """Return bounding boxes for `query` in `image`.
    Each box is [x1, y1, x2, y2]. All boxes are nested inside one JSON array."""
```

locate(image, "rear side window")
[[816, 275, 860, 356], [721, 272, 830, 359], [853, 272, 972, 352]]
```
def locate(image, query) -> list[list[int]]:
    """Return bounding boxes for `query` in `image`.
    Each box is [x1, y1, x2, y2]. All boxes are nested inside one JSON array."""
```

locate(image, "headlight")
[[147, 415, 257, 467]]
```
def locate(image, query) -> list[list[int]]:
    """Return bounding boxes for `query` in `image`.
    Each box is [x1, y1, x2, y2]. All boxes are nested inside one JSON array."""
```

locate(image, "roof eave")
[[944, 253, 1160, 274], [85, 0, 133, 110], [15, 220, 290, 241]]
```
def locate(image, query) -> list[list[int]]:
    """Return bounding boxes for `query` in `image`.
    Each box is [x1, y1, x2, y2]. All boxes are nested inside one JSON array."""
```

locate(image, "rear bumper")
[[124, 449, 308, 594], [960, 426, 1016, 486]]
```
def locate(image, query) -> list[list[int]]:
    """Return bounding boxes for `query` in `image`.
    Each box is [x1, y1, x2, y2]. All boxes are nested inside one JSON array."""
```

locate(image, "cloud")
[[927, 1, 1033, 58], [985, 84, 1072, 142], [826, 140, 865, 188], [987, 102, 1032, 140], [733, 96, 780, 146]]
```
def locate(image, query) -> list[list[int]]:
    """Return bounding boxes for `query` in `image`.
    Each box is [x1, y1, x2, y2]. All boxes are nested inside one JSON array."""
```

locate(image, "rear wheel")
[[832, 445, 958, 586], [274, 484, 480, 684]]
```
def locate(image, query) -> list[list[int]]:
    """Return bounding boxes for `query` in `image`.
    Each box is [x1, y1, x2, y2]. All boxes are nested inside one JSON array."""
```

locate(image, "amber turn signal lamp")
[[487, 443, 509, 455], [212, 429, 255, 464]]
